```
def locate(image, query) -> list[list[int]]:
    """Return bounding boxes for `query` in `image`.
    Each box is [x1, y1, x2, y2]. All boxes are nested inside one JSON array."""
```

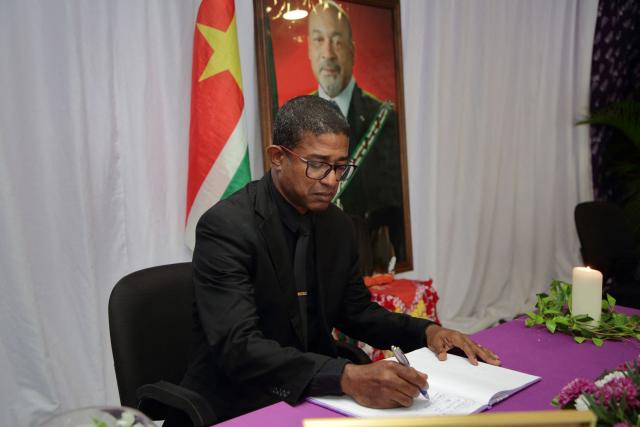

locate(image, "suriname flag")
[[185, 0, 251, 249]]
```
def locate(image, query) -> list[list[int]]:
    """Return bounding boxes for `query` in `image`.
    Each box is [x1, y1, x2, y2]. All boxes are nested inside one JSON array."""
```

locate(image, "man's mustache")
[[319, 59, 342, 73]]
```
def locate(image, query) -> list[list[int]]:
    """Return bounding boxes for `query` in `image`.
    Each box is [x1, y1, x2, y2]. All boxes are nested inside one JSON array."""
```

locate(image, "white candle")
[[571, 266, 603, 322]]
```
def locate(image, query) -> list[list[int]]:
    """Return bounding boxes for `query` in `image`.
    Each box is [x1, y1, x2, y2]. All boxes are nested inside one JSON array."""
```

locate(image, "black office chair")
[[575, 201, 640, 308], [108, 262, 217, 426], [109, 263, 370, 426]]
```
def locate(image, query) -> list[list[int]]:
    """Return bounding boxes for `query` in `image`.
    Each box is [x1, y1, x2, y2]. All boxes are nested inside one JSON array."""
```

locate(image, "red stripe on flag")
[[186, 0, 243, 219], [197, 0, 234, 29]]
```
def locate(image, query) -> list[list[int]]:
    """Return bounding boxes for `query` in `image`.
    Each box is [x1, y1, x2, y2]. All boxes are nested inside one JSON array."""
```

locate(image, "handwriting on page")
[[423, 391, 481, 415]]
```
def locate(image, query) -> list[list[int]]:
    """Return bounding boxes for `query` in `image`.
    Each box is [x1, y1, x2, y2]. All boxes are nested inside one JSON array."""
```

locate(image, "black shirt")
[[267, 173, 348, 396]]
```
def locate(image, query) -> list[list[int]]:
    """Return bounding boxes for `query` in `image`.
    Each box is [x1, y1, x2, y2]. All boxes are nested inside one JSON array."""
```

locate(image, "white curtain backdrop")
[[400, 0, 597, 331], [0, 1, 596, 425]]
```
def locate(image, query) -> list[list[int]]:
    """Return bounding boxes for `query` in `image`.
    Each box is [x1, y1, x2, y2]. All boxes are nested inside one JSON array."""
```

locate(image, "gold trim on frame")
[[303, 410, 596, 427]]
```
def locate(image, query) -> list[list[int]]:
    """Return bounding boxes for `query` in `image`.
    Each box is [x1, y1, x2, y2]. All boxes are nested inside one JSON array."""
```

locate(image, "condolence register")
[[309, 347, 540, 417]]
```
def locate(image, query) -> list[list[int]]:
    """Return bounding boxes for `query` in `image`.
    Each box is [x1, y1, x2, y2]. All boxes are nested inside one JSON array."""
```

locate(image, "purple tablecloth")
[[217, 307, 640, 427]]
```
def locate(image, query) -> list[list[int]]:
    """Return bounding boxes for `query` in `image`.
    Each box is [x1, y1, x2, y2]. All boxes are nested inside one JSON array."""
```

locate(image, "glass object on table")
[[37, 406, 156, 427]]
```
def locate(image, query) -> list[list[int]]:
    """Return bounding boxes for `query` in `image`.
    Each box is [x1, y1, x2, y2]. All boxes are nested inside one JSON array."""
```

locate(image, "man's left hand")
[[425, 324, 501, 366]]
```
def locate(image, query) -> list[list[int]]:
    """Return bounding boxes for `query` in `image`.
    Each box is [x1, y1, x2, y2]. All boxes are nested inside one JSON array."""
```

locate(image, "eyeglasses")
[[280, 145, 357, 182]]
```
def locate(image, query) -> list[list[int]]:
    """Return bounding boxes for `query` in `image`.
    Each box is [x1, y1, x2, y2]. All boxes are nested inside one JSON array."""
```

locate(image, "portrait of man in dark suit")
[[306, 0, 406, 273], [257, 0, 410, 274]]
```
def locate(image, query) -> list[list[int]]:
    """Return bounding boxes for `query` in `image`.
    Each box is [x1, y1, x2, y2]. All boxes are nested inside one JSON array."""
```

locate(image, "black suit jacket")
[[181, 175, 431, 421]]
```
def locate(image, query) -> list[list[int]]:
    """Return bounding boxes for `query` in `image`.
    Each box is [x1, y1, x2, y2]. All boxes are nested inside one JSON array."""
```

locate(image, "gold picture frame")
[[303, 410, 597, 427], [253, 0, 413, 273]]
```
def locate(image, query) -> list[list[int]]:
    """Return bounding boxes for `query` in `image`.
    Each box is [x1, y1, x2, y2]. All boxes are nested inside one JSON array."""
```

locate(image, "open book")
[[308, 347, 540, 417]]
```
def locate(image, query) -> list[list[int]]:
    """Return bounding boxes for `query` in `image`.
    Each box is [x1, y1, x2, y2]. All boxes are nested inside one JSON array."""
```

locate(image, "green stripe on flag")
[[221, 149, 251, 199]]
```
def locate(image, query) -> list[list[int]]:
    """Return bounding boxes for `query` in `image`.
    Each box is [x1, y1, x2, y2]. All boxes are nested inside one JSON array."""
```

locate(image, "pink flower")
[[557, 378, 597, 408], [613, 424, 632, 427], [616, 356, 639, 371], [595, 377, 640, 408]]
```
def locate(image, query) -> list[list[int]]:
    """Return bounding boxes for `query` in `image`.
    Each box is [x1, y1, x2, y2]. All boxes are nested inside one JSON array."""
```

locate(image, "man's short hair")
[[273, 96, 350, 148]]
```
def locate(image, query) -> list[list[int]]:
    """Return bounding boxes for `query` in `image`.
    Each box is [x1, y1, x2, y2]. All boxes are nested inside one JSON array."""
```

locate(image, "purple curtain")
[[588, 0, 640, 202]]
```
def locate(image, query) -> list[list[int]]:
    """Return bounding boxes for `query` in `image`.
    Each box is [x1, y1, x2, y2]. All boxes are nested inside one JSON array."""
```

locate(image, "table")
[[217, 307, 640, 427]]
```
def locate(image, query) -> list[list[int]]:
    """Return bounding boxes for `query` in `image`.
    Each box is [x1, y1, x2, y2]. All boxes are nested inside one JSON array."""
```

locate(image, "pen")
[[391, 345, 430, 400]]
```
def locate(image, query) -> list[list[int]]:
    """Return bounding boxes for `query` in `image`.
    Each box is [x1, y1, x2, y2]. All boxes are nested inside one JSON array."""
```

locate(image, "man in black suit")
[[178, 96, 500, 424], [307, 1, 405, 270]]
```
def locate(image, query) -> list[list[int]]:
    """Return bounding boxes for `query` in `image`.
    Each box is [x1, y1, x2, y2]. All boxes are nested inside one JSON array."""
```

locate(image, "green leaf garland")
[[525, 280, 640, 346]]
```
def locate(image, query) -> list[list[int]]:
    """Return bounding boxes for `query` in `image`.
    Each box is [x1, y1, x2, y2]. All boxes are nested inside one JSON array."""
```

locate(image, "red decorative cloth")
[[334, 278, 439, 361]]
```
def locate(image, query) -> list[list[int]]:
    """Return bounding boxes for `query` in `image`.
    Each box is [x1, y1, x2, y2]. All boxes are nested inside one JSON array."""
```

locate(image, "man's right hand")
[[339, 361, 428, 408]]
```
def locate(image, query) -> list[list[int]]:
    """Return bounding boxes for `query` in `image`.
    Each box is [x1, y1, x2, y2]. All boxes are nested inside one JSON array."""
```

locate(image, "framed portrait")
[[254, 0, 413, 273]]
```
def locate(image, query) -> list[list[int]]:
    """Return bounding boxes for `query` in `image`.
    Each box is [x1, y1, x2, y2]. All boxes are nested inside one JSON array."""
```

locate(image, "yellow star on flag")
[[196, 16, 243, 90]]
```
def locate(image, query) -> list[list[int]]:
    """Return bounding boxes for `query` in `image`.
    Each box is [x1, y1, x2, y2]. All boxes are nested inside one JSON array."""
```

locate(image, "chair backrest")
[[574, 201, 638, 277], [108, 262, 194, 408]]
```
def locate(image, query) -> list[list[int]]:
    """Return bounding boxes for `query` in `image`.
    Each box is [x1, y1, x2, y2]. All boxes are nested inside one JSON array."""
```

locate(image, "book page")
[[406, 348, 541, 406], [310, 391, 484, 418]]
